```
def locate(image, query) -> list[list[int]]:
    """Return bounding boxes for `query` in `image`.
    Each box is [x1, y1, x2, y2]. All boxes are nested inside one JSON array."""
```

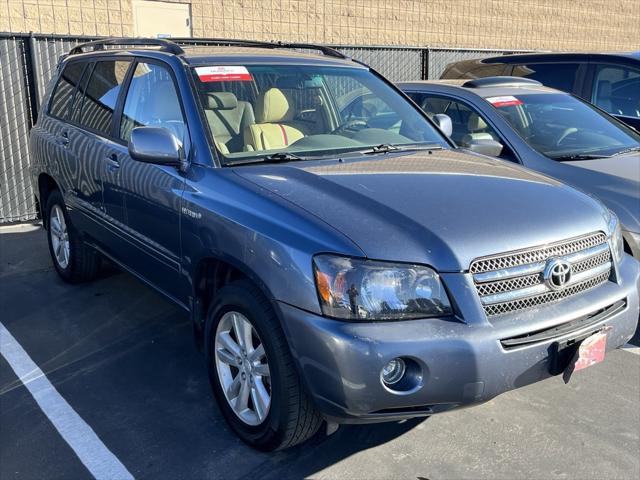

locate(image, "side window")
[[49, 62, 85, 119], [76, 60, 130, 136], [69, 62, 94, 123], [591, 65, 640, 119], [409, 93, 515, 160], [511, 63, 581, 92], [120, 62, 186, 144]]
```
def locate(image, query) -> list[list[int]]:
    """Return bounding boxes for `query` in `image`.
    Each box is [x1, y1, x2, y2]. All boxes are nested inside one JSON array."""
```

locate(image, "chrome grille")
[[470, 232, 607, 274], [471, 232, 612, 316]]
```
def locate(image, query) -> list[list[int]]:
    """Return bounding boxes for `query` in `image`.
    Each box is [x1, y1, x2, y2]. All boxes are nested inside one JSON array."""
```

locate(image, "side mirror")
[[432, 114, 453, 137], [465, 138, 504, 157], [128, 127, 185, 169]]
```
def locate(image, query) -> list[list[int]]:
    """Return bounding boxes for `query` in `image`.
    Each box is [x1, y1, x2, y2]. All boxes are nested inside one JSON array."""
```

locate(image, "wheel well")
[[38, 174, 59, 229], [192, 257, 251, 349]]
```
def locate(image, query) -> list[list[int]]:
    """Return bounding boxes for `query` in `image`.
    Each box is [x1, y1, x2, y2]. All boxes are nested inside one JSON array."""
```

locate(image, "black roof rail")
[[170, 37, 349, 60], [68, 37, 185, 55], [463, 76, 543, 88]]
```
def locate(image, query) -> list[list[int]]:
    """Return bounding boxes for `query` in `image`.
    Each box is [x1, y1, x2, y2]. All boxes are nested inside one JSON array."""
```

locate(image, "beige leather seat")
[[203, 92, 255, 154], [462, 113, 496, 145], [244, 88, 305, 151]]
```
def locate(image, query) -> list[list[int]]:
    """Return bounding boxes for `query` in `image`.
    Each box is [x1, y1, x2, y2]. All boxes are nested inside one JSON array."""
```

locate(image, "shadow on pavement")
[[1, 227, 426, 479]]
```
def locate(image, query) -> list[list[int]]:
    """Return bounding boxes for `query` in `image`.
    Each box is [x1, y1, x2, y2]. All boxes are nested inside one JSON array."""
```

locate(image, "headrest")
[[468, 113, 488, 132], [205, 92, 238, 110], [255, 88, 294, 123], [597, 80, 612, 98]]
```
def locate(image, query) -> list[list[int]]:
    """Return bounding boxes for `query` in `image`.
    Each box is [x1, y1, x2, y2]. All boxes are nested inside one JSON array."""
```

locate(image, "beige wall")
[[1, 0, 639, 51]]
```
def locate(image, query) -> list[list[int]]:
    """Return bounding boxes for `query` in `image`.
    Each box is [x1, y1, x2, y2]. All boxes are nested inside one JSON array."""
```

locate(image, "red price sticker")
[[486, 95, 523, 108], [195, 66, 253, 82]]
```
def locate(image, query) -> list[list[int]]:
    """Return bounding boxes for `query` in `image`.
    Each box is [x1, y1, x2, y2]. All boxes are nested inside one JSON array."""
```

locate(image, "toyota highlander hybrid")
[[30, 38, 640, 451]]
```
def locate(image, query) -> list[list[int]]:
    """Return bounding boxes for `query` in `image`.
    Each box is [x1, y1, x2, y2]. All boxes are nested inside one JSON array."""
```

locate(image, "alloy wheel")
[[214, 311, 272, 426], [50, 204, 70, 269]]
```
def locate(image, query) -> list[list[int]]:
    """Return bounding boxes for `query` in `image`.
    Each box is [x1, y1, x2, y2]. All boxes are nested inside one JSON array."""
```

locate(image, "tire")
[[205, 280, 323, 451], [46, 189, 100, 283]]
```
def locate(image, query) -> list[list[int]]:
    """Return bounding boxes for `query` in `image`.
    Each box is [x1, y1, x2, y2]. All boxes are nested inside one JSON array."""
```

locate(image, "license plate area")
[[549, 327, 610, 377]]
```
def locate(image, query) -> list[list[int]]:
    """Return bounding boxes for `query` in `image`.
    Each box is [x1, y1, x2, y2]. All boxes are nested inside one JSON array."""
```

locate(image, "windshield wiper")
[[360, 144, 443, 155], [262, 152, 304, 162], [552, 153, 609, 161], [610, 146, 640, 157], [229, 152, 304, 166]]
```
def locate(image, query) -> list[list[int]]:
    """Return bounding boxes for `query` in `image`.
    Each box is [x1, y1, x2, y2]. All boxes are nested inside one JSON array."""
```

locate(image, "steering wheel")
[[557, 127, 579, 146], [331, 119, 369, 135]]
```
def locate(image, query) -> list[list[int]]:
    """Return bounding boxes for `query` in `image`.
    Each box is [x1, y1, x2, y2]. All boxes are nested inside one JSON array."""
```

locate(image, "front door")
[[108, 60, 188, 303]]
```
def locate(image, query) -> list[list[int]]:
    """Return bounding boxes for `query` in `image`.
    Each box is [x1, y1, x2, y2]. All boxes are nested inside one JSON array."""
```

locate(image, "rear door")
[[65, 59, 132, 248], [45, 60, 107, 238]]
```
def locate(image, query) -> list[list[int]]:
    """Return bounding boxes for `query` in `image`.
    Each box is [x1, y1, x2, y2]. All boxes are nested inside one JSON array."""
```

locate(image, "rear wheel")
[[46, 190, 100, 283], [205, 280, 323, 451]]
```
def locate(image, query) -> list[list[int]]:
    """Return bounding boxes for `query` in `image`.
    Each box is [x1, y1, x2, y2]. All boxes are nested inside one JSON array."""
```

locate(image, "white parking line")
[[0, 322, 134, 480], [622, 343, 640, 355]]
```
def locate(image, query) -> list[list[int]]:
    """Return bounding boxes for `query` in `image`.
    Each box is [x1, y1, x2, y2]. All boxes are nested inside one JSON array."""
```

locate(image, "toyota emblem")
[[544, 258, 572, 290]]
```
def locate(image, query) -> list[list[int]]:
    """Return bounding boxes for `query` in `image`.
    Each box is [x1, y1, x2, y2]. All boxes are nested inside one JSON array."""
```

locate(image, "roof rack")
[[68, 37, 185, 55], [68, 36, 349, 60], [170, 38, 348, 59], [462, 76, 543, 88]]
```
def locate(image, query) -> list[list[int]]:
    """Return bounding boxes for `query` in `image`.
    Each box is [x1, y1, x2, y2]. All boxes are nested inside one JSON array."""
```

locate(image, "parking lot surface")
[[1, 225, 639, 480]]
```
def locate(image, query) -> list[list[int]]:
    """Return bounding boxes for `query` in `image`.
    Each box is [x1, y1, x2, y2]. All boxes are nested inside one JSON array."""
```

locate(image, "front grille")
[[470, 232, 607, 274], [471, 232, 612, 316]]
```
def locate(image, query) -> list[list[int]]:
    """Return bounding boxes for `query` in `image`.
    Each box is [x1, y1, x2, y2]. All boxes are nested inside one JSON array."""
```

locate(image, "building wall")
[[1, 0, 639, 51]]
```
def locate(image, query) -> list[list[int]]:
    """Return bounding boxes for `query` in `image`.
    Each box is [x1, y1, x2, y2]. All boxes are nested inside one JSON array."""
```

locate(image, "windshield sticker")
[[195, 66, 252, 82], [486, 96, 523, 108]]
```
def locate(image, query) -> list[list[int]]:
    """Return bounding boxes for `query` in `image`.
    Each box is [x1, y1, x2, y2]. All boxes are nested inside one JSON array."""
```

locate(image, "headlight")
[[608, 211, 624, 264], [313, 255, 452, 320]]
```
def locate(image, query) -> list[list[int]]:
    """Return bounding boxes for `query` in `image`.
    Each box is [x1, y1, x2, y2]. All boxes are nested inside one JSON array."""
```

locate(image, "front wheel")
[[46, 190, 100, 283], [205, 280, 323, 451]]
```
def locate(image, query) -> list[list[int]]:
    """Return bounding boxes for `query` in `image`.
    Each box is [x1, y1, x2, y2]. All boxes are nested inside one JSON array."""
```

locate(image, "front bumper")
[[277, 255, 640, 424]]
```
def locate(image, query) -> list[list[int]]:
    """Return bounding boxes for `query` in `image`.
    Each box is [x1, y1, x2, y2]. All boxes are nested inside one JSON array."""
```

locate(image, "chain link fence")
[[0, 33, 524, 223], [1, 35, 35, 223]]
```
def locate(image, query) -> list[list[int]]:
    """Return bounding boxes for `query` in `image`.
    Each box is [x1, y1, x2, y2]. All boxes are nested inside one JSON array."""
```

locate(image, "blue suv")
[[30, 38, 640, 451]]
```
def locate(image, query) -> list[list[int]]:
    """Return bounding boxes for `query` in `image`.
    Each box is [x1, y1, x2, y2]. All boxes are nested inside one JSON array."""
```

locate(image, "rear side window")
[[75, 60, 130, 136], [591, 64, 640, 119], [49, 62, 85, 119], [511, 63, 581, 92]]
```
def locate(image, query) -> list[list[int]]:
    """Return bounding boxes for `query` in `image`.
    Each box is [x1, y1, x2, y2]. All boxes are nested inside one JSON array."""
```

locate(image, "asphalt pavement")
[[1, 224, 639, 480]]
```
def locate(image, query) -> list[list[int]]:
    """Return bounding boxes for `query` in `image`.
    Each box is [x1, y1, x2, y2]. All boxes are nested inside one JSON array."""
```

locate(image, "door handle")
[[106, 153, 120, 170], [58, 131, 69, 147]]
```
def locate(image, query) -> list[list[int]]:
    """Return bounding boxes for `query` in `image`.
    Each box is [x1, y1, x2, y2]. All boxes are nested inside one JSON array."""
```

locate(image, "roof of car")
[[179, 46, 363, 67], [64, 38, 364, 68], [398, 78, 566, 100], [466, 51, 640, 64]]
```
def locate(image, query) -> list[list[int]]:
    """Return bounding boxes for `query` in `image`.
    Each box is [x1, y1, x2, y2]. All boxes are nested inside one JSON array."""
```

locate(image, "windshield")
[[486, 93, 640, 160], [191, 64, 448, 164]]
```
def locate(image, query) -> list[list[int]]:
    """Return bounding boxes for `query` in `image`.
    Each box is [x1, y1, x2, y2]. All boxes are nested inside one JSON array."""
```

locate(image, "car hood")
[[235, 150, 610, 271], [550, 152, 640, 233]]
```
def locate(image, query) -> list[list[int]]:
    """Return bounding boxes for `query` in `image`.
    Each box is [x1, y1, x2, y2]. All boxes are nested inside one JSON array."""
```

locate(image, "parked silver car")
[[398, 77, 640, 258]]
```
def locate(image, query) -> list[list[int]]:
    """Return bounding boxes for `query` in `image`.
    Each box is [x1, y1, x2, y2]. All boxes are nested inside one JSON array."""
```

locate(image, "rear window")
[[75, 60, 131, 136], [510, 63, 581, 92], [49, 62, 85, 119]]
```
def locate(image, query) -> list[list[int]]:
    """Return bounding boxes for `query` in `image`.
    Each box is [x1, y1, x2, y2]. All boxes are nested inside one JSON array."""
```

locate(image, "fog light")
[[381, 358, 406, 385]]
